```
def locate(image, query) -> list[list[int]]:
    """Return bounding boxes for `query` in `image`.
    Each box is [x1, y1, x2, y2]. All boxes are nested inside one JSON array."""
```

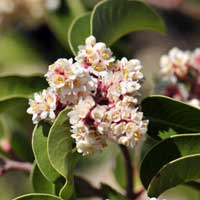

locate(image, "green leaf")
[[159, 128, 177, 139], [32, 122, 60, 183], [47, 107, 74, 178], [31, 163, 55, 194], [0, 75, 47, 101], [46, 0, 85, 50], [12, 193, 62, 200], [141, 95, 200, 138], [66, 0, 85, 16], [0, 31, 43, 68], [140, 133, 200, 196], [148, 154, 200, 197], [68, 13, 91, 55], [47, 108, 77, 199], [47, 12, 74, 48], [140, 135, 159, 162], [59, 179, 75, 200], [0, 98, 28, 115], [91, 0, 166, 46], [101, 184, 128, 200], [113, 153, 126, 189], [0, 115, 10, 139], [11, 131, 34, 162]]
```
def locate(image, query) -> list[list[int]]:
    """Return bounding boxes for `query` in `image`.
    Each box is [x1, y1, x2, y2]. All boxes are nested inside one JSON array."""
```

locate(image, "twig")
[[0, 158, 32, 175], [120, 145, 135, 199]]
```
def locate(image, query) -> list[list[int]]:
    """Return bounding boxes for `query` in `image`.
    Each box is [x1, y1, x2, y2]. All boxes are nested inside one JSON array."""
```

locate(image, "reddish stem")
[[0, 158, 32, 175]]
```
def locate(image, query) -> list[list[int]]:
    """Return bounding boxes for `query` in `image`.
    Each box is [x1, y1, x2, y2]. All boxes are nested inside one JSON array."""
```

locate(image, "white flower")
[[68, 96, 95, 124], [160, 47, 190, 80], [117, 57, 144, 81], [0, 0, 61, 27], [46, 59, 97, 105], [169, 47, 190, 68], [27, 88, 57, 124], [45, 58, 73, 89], [44, 0, 60, 11], [91, 105, 108, 123], [108, 104, 148, 147], [190, 48, 200, 72], [71, 121, 106, 155], [27, 35, 148, 154], [75, 35, 115, 76], [110, 122, 125, 136], [122, 96, 138, 106], [160, 55, 174, 79], [120, 80, 141, 94]]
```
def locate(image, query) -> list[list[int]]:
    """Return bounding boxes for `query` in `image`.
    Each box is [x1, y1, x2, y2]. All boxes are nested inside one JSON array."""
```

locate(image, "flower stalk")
[[120, 145, 135, 199]]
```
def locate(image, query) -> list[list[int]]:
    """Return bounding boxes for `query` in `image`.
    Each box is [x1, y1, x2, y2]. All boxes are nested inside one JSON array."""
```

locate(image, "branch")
[[120, 145, 134, 199], [0, 158, 32, 175]]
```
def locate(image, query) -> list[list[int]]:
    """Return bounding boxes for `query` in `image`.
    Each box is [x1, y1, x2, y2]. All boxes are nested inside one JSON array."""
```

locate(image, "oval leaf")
[[31, 163, 55, 194], [148, 154, 200, 197], [140, 133, 200, 192], [141, 95, 200, 138], [0, 75, 47, 114], [47, 108, 74, 178], [0, 75, 47, 101], [12, 194, 62, 200], [32, 122, 60, 182], [91, 0, 166, 46], [68, 13, 91, 55], [11, 131, 34, 162], [0, 31, 43, 67], [59, 179, 75, 200]]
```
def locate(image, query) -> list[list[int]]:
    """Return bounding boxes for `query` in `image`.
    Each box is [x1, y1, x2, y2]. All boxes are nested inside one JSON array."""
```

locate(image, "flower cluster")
[[159, 47, 200, 107], [27, 36, 148, 155], [0, 0, 60, 27], [27, 88, 57, 124]]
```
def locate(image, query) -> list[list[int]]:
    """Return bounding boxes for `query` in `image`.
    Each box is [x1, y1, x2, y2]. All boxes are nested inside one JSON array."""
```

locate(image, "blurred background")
[[0, 0, 200, 199]]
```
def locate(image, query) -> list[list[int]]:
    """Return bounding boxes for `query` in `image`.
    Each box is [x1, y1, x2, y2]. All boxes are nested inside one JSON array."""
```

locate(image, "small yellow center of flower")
[[31, 103, 38, 111], [133, 131, 142, 141], [126, 124, 134, 133], [44, 104, 50, 111], [46, 96, 54, 104], [93, 112, 101, 119], [123, 68, 128, 80], [78, 127, 85, 133], [102, 114, 110, 123], [55, 76, 64, 84], [94, 65, 104, 71], [65, 81, 71, 87], [86, 48, 93, 55], [74, 79, 81, 87], [67, 68, 73, 75], [102, 52, 110, 59], [112, 111, 120, 121]]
